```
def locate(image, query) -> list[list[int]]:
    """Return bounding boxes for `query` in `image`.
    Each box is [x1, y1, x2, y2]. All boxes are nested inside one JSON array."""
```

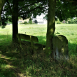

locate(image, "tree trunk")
[[46, 0, 56, 59], [12, 0, 18, 43]]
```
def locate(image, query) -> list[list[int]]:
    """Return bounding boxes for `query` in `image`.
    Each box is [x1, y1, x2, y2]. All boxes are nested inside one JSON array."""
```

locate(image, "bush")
[[56, 21, 62, 24], [23, 21, 28, 24], [7, 21, 12, 24], [68, 18, 77, 24], [23, 20, 33, 24], [34, 20, 38, 24], [74, 18, 77, 24], [28, 20, 32, 24]]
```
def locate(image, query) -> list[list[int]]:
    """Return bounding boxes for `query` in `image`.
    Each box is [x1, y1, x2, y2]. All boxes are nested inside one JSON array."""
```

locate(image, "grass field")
[[0, 24, 77, 56], [0, 24, 77, 77]]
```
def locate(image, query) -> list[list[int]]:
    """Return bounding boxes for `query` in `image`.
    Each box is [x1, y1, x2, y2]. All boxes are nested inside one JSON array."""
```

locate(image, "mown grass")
[[0, 24, 77, 77]]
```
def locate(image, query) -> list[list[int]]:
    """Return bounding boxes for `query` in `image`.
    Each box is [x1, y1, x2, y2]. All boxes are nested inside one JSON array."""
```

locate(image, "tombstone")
[[53, 35, 69, 61]]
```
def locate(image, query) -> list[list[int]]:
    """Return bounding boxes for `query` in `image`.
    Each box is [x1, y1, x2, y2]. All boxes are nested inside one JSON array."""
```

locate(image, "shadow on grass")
[[68, 42, 77, 56], [0, 35, 77, 77]]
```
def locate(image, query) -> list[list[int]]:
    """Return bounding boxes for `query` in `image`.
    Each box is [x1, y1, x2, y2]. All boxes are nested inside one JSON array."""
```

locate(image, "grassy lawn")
[[0, 24, 77, 77]]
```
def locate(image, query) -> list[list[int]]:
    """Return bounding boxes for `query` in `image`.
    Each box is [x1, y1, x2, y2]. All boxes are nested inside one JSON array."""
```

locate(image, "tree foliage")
[[56, 0, 77, 21], [0, 0, 77, 25]]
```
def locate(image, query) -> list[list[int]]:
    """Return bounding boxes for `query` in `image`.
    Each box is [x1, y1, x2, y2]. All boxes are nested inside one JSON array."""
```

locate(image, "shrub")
[[23, 21, 28, 24], [34, 20, 38, 24], [68, 18, 77, 24], [56, 21, 62, 24], [28, 20, 32, 24], [7, 21, 12, 24]]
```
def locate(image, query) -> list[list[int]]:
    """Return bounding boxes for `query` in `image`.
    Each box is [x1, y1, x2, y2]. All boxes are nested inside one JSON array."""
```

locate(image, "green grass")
[[0, 24, 77, 77]]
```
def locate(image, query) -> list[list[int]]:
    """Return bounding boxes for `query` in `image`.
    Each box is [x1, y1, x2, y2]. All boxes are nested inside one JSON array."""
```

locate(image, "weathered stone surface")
[[53, 35, 69, 61]]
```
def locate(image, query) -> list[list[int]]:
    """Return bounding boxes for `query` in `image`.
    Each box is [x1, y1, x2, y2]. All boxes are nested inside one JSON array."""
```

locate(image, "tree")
[[46, 0, 77, 59], [12, 0, 18, 42], [0, 0, 5, 21], [1, 0, 77, 23], [0, 0, 48, 42], [46, 0, 56, 58], [42, 0, 77, 21], [56, 0, 77, 21]]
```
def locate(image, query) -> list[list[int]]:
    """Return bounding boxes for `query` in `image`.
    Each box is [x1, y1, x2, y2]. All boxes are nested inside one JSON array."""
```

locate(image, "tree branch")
[[18, 4, 44, 16], [18, 1, 41, 11]]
